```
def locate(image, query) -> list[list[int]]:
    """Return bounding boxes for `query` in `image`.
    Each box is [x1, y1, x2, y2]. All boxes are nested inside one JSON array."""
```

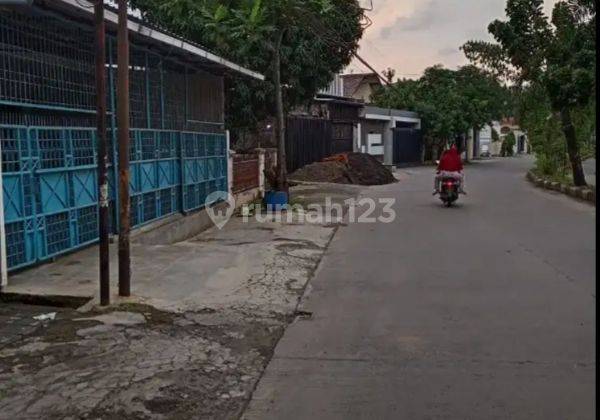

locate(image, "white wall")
[[479, 125, 493, 155], [367, 133, 384, 156]]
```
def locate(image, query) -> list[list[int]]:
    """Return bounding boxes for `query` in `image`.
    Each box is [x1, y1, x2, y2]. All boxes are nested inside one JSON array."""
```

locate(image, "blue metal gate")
[[1, 125, 227, 271]]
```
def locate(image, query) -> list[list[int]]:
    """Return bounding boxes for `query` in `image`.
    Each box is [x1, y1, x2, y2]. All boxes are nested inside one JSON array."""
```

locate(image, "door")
[[518, 136, 525, 153], [331, 123, 354, 154], [393, 128, 423, 165]]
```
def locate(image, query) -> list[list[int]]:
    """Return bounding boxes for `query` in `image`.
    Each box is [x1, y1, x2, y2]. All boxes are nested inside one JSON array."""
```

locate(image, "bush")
[[501, 132, 516, 157], [534, 154, 560, 176]]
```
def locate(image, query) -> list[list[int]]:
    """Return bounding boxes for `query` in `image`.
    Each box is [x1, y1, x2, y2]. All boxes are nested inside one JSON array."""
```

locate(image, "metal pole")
[[95, 0, 110, 305], [117, 0, 131, 296], [0, 134, 7, 288]]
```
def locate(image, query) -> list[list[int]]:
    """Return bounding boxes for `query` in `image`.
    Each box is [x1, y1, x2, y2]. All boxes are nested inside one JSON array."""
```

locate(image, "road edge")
[[526, 170, 596, 206]]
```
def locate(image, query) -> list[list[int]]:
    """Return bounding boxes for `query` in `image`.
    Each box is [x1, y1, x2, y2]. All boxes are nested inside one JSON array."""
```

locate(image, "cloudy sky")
[[347, 0, 559, 79]]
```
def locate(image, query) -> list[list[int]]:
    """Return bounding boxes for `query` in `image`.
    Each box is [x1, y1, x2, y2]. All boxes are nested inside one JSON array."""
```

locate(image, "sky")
[[347, 0, 559, 79]]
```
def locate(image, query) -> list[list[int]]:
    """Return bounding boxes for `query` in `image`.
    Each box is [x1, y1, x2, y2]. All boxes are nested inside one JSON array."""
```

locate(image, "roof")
[[362, 105, 420, 120], [46, 0, 264, 81], [341, 73, 382, 96], [314, 93, 364, 107]]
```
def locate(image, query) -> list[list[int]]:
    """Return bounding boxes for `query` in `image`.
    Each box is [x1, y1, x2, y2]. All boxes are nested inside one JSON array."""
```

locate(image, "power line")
[[294, 10, 391, 86], [353, 53, 390, 85]]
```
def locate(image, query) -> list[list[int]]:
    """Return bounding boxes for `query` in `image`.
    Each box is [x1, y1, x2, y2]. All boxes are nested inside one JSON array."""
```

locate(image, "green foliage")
[[515, 83, 567, 172], [571, 101, 597, 159], [501, 132, 516, 157], [534, 153, 563, 177], [456, 65, 512, 130], [464, 0, 596, 105], [130, 0, 364, 131], [545, 0, 596, 111], [514, 80, 595, 176], [372, 64, 509, 155], [462, 0, 596, 185]]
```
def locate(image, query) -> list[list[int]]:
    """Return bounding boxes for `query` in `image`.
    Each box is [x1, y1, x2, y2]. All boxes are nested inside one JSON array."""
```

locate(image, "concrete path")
[[4, 183, 360, 315], [244, 157, 596, 420]]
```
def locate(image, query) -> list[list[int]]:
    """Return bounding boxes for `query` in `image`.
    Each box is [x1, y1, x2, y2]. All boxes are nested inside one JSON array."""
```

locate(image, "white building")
[[472, 120, 529, 158]]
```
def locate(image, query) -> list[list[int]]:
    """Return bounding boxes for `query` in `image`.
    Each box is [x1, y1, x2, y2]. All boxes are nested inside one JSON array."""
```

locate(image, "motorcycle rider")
[[433, 144, 466, 195]]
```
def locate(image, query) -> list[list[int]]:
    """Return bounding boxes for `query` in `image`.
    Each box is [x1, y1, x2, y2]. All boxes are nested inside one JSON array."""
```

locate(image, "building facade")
[[341, 73, 383, 103], [0, 0, 262, 278]]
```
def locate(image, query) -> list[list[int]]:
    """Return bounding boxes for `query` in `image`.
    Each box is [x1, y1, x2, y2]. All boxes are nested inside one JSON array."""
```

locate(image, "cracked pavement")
[[0, 184, 362, 419], [0, 304, 284, 419]]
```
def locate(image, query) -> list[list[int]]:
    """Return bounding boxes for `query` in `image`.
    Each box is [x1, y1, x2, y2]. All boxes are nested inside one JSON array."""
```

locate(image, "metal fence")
[[392, 128, 423, 166], [286, 116, 333, 173], [0, 11, 224, 131], [1, 125, 226, 270], [0, 8, 227, 271]]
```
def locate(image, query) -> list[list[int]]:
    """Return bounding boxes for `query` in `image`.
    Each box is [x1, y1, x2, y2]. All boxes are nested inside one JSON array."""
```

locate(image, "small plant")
[[501, 132, 516, 157], [534, 154, 560, 176]]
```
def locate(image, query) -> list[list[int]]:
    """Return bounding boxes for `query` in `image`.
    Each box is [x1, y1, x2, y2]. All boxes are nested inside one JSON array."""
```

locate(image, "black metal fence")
[[393, 128, 423, 166], [285, 116, 333, 173]]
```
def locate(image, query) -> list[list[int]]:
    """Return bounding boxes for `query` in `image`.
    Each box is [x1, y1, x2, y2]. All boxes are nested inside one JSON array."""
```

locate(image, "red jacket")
[[437, 146, 463, 172]]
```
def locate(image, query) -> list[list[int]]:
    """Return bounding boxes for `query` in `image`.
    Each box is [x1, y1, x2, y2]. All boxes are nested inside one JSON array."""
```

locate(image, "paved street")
[[245, 157, 596, 419]]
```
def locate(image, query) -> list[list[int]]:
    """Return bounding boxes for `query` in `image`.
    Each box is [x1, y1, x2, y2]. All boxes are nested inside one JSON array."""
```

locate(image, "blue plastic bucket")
[[264, 191, 288, 211]]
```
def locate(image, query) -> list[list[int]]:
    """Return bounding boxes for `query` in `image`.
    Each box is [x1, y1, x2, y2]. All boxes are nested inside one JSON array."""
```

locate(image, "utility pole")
[[353, 53, 390, 87], [94, 0, 110, 305], [117, 0, 131, 296], [0, 134, 7, 288]]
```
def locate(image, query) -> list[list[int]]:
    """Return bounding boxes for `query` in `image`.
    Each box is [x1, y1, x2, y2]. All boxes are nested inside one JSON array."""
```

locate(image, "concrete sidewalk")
[[3, 183, 362, 315]]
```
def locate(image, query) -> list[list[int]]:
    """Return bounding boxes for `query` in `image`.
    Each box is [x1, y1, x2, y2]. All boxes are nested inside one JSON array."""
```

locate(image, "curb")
[[526, 171, 595, 205]]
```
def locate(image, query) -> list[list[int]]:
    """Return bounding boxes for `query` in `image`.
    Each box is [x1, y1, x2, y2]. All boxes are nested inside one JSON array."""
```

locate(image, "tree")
[[462, 0, 596, 186], [131, 0, 365, 191], [372, 65, 509, 160], [455, 65, 511, 147], [382, 68, 396, 84], [516, 82, 596, 177]]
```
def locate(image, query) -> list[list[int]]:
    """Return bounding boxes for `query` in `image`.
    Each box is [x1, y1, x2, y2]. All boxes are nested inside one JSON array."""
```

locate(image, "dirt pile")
[[289, 161, 354, 184], [290, 153, 397, 186], [346, 153, 397, 185]]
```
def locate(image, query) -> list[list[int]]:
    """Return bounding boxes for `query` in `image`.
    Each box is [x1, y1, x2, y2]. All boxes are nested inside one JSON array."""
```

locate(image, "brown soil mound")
[[289, 161, 353, 184], [346, 153, 397, 185], [290, 153, 397, 186]]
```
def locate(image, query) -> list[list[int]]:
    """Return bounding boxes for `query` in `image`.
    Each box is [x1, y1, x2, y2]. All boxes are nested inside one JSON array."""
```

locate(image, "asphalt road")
[[244, 157, 596, 420]]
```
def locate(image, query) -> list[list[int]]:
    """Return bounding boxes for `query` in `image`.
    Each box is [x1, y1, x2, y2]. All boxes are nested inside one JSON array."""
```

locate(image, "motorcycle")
[[434, 160, 461, 207], [439, 177, 460, 207]]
